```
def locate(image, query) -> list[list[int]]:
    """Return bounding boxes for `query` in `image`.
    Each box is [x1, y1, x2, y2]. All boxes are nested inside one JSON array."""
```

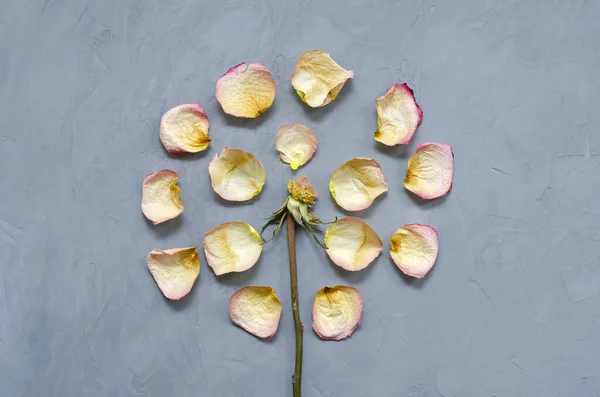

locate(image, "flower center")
[[287, 176, 317, 205]]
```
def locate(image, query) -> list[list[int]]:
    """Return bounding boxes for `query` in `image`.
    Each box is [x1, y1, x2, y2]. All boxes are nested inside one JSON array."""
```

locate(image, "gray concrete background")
[[1, 0, 599, 396]]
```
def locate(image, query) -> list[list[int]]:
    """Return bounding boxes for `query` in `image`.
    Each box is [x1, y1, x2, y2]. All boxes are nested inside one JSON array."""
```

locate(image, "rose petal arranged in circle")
[[324, 217, 383, 271], [275, 124, 318, 170], [204, 221, 263, 276], [329, 158, 388, 211], [159, 104, 211, 154], [230, 286, 282, 338], [404, 143, 454, 199], [374, 83, 422, 146], [209, 147, 266, 201], [291, 50, 354, 108], [215, 62, 276, 118], [312, 286, 363, 341], [147, 247, 200, 300], [141, 170, 184, 225], [389, 224, 439, 278]]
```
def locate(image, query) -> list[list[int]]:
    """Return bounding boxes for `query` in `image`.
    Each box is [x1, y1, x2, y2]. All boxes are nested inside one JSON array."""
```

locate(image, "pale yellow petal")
[[389, 224, 439, 278], [324, 217, 382, 271], [216, 62, 276, 118], [312, 286, 362, 340], [141, 169, 184, 225], [329, 158, 388, 211], [208, 147, 266, 201], [159, 104, 211, 154], [275, 124, 317, 170], [147, 247, 200, 300], [291, 50, 353, 108], [203, 221, 263, 276], [374, 83, 422, 146], [230, 286, 282, 338], [404, 142, 454, 199]]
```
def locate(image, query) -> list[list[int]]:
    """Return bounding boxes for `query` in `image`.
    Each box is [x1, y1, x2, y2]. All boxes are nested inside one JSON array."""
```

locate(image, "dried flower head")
[[287, 176, 318, 205], [262, 176, 325, 248]]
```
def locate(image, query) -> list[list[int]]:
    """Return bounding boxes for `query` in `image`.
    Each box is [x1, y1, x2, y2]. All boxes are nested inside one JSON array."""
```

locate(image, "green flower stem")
[[286, 213, 303, 397]]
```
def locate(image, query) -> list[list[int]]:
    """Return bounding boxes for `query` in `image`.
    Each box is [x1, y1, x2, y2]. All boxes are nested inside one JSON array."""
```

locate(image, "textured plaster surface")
[[1, 0, 600, 396]]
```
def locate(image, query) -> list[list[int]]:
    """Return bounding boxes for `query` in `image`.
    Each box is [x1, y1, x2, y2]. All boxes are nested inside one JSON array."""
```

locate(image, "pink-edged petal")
[[229, 286, 282, 338], [404, 142, 454, 199], [204, 221, 263, 276], [291, 50, 353, 108], [275, 124, 318, 170], [389, 224, 439, 278], [312, 286, 363, 341], [147, 247, 200, 300], [141, 169, 184, 225], [159, 104, 211, 154], [329, 158, 388, 211], [324, 217, 382, 271], [215, 62, 276, 118], [374, 83, 422, 146], [208, 147, 266, 201]]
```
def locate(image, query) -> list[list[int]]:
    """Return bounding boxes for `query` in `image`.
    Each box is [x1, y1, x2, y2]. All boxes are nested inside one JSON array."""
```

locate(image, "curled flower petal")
[[324, 217, 382, 271], [215, 62, 276, 118], [312, 286, 362, 340], [329, 158, 388, 211], [230, 286, 282, 338], [404, 143, 454, 199], [374, 83, 422, 146], [275, 124, 317, 170], [209, 147, 266, 201], [147, 247, 200, 300], [204, 222, 262, 276], [141, 170, 184, 225], [159, 104, 211, 154], [291, 50, 353, 108], [390, 224, 439, 278]]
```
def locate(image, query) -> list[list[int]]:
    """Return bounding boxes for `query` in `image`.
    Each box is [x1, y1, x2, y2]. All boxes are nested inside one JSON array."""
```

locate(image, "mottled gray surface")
[[1, 0, 599, 396]]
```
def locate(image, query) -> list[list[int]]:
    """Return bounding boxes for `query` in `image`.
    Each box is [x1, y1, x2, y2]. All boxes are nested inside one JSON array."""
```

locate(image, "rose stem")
[[286, 214, 303, 397]]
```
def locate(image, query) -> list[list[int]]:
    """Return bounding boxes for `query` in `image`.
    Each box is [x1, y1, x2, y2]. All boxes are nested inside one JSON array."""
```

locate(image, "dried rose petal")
[[159, 104, 211, 154], [374, 83, 422, 146], [230, 286, 282, 338], [312, 286, 363, 341], [291, 50, 353, 108], [329, 158, 388, 211], [209, 147, 266, 201], [141, 169, 184, 225], [404, 143, 454, 200], [389, 224, 439, 278], [215, 62, 276, 118], [275, 124, 317, 170], [147, 247, 200, 300], [204, 221, 263, 276], [324, 217, 382, 271]]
